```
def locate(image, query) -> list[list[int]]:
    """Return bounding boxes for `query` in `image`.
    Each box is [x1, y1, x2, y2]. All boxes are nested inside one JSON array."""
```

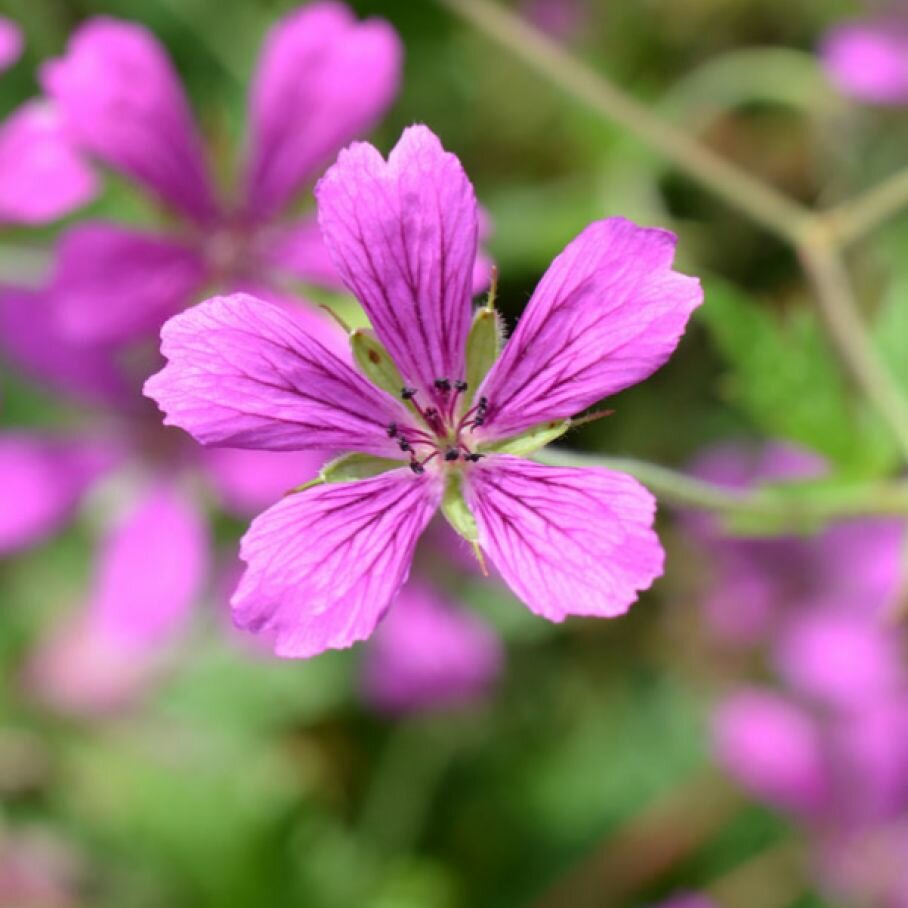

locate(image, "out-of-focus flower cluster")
[[692, 443, 908, 907]]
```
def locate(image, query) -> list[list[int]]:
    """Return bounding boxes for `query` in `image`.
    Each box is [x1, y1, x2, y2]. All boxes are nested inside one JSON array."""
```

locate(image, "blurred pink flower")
[[0, 829, 81, 907], [522, 0, 588, 42], [0, 288, 326, 715], [39, 4, 405, 346], [821, 7, 908, 105], [145, 124, 702, 658], [688, 442, 906, 644], [0, 16, 23, 73], [0, 20, 96, 228], [361, 578, 502, 714]]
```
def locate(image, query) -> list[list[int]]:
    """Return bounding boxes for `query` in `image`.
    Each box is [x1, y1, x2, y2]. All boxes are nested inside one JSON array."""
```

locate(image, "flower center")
[[387, 379, 487, 474]]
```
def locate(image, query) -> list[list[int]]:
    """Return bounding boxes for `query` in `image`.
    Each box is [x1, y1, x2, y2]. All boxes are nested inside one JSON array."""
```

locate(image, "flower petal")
[[266, 216, 345, 290], [245, 1, 401, 220], [144, 292, 409, 455], [232, 468, 441, 658], [0, 17, 22, 73], [202, 446, 326, 516], [26, 482, 208, 714], [316, 125, 478, 396], [0, 285, 127, 404], [50, 223, 207, 345], [822, 21, 908, 106], [0, 101, 97, 224], [361, 579, 502, 713], [476, 218, 702, 439], [464, 455, 662, 620], [40, 17, 217, 223], [712, 690, 829, 817], [0, 433, 118, 555]]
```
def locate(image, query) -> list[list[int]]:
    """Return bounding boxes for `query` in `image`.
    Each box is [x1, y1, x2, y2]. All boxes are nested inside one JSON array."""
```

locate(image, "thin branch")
[[799, 242, 908, 461], [436, 0, 813, 244], [538, 449, 908, 524], [436, 0, 908, 465], [825, 163, 908, 247]]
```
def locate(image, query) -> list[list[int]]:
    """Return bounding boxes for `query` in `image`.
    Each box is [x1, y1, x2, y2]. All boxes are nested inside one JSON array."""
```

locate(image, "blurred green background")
[[2, 0, 904, 905]]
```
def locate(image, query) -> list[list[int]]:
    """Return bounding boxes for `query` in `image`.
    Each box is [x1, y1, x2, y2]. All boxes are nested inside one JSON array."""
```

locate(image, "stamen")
[[454, 380, 468, 393], [401, 387, 417, 401], [409, 461, 425, 475], [387, 423, 398, 438], [444, 448, 460, 462], [434, 377, 452, 392], [398, 439, 412, 452], [464, 452, 484, 462]]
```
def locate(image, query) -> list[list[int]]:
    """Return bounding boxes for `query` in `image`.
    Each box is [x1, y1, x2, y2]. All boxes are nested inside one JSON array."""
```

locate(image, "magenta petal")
[[202, 446, 326, 516], [712, 690, 829, 817], [361, 580, 502, 713], [0, 101, 97, 225], [145, 292, 409, 455], [465, 456, 663, 620], [40, 17, 218, 223], [0, 433, 117, 555], [0, 286, 127, 404], [0, 17, 23, 73], [27, 483, 208, 714], [245, 1, 401, 220], [316, 125, 478, 394], [232, 469, 442, 657], [51, 223, 207, 344], [477, 218, 702, 439], [266, 216, 345, 290], [822, 21, 908, 106]]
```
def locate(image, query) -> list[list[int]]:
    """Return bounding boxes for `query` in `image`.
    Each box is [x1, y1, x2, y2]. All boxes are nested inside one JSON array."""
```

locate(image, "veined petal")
[[144, 292, 410, 455], [245, 2, 401, 220], [464, 456, 662, 620], [232, 468, 441, 658], [316, 125, 478, 396], [40, 17, 218, 224], [476, 218, 702, 439], [50, 223, 207, 345], [0, 286, 127, 404], [0, 101, 97, 224], [27, 483, 207, 714], [0, 433, 118, 555]]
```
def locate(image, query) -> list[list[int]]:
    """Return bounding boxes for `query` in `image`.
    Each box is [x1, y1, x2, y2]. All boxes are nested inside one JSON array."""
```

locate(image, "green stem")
[[825, 162, 908, 247], [538, 449, 908, 523]]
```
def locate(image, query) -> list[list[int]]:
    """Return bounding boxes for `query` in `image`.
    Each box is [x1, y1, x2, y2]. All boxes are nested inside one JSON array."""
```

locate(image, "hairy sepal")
[[465, 307, 504, 404], [289, 452, 401, 493], [350, 327, 406, 399], [483, 419, 570, 457]]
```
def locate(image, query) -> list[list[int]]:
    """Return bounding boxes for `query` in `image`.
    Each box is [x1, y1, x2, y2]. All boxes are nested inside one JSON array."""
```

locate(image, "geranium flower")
[[145, 124, 703, 658], [0, 16, 23, 73], [38, 3, 405, 346]]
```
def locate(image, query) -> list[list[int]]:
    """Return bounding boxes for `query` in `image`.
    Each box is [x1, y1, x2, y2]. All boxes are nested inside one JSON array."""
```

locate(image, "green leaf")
[[440, 472, 478, 544], [351, 328, 406, 399], [464, 307, 504, 402], [482, 419, 570, 457], [700, 277, 896, 476]]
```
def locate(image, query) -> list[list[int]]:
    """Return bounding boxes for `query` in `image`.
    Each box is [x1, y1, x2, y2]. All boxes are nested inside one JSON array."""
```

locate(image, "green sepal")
[[482, 419, 570, 457], [441, 472, 478, 543], [350, 328, 405, 398], [287, 453, 402, 494], [464, 307, 504, 403]]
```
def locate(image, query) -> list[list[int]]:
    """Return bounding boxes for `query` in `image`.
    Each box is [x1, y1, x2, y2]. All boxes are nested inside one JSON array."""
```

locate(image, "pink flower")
[[145, 124, 703, 658], [361, 579, 502, 714], [0, 16, 23, 73], [689, 442, 906, 644], [38, 4, 404, 346], [0, 18, 97, 223], [821, 7, 908, 106]]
